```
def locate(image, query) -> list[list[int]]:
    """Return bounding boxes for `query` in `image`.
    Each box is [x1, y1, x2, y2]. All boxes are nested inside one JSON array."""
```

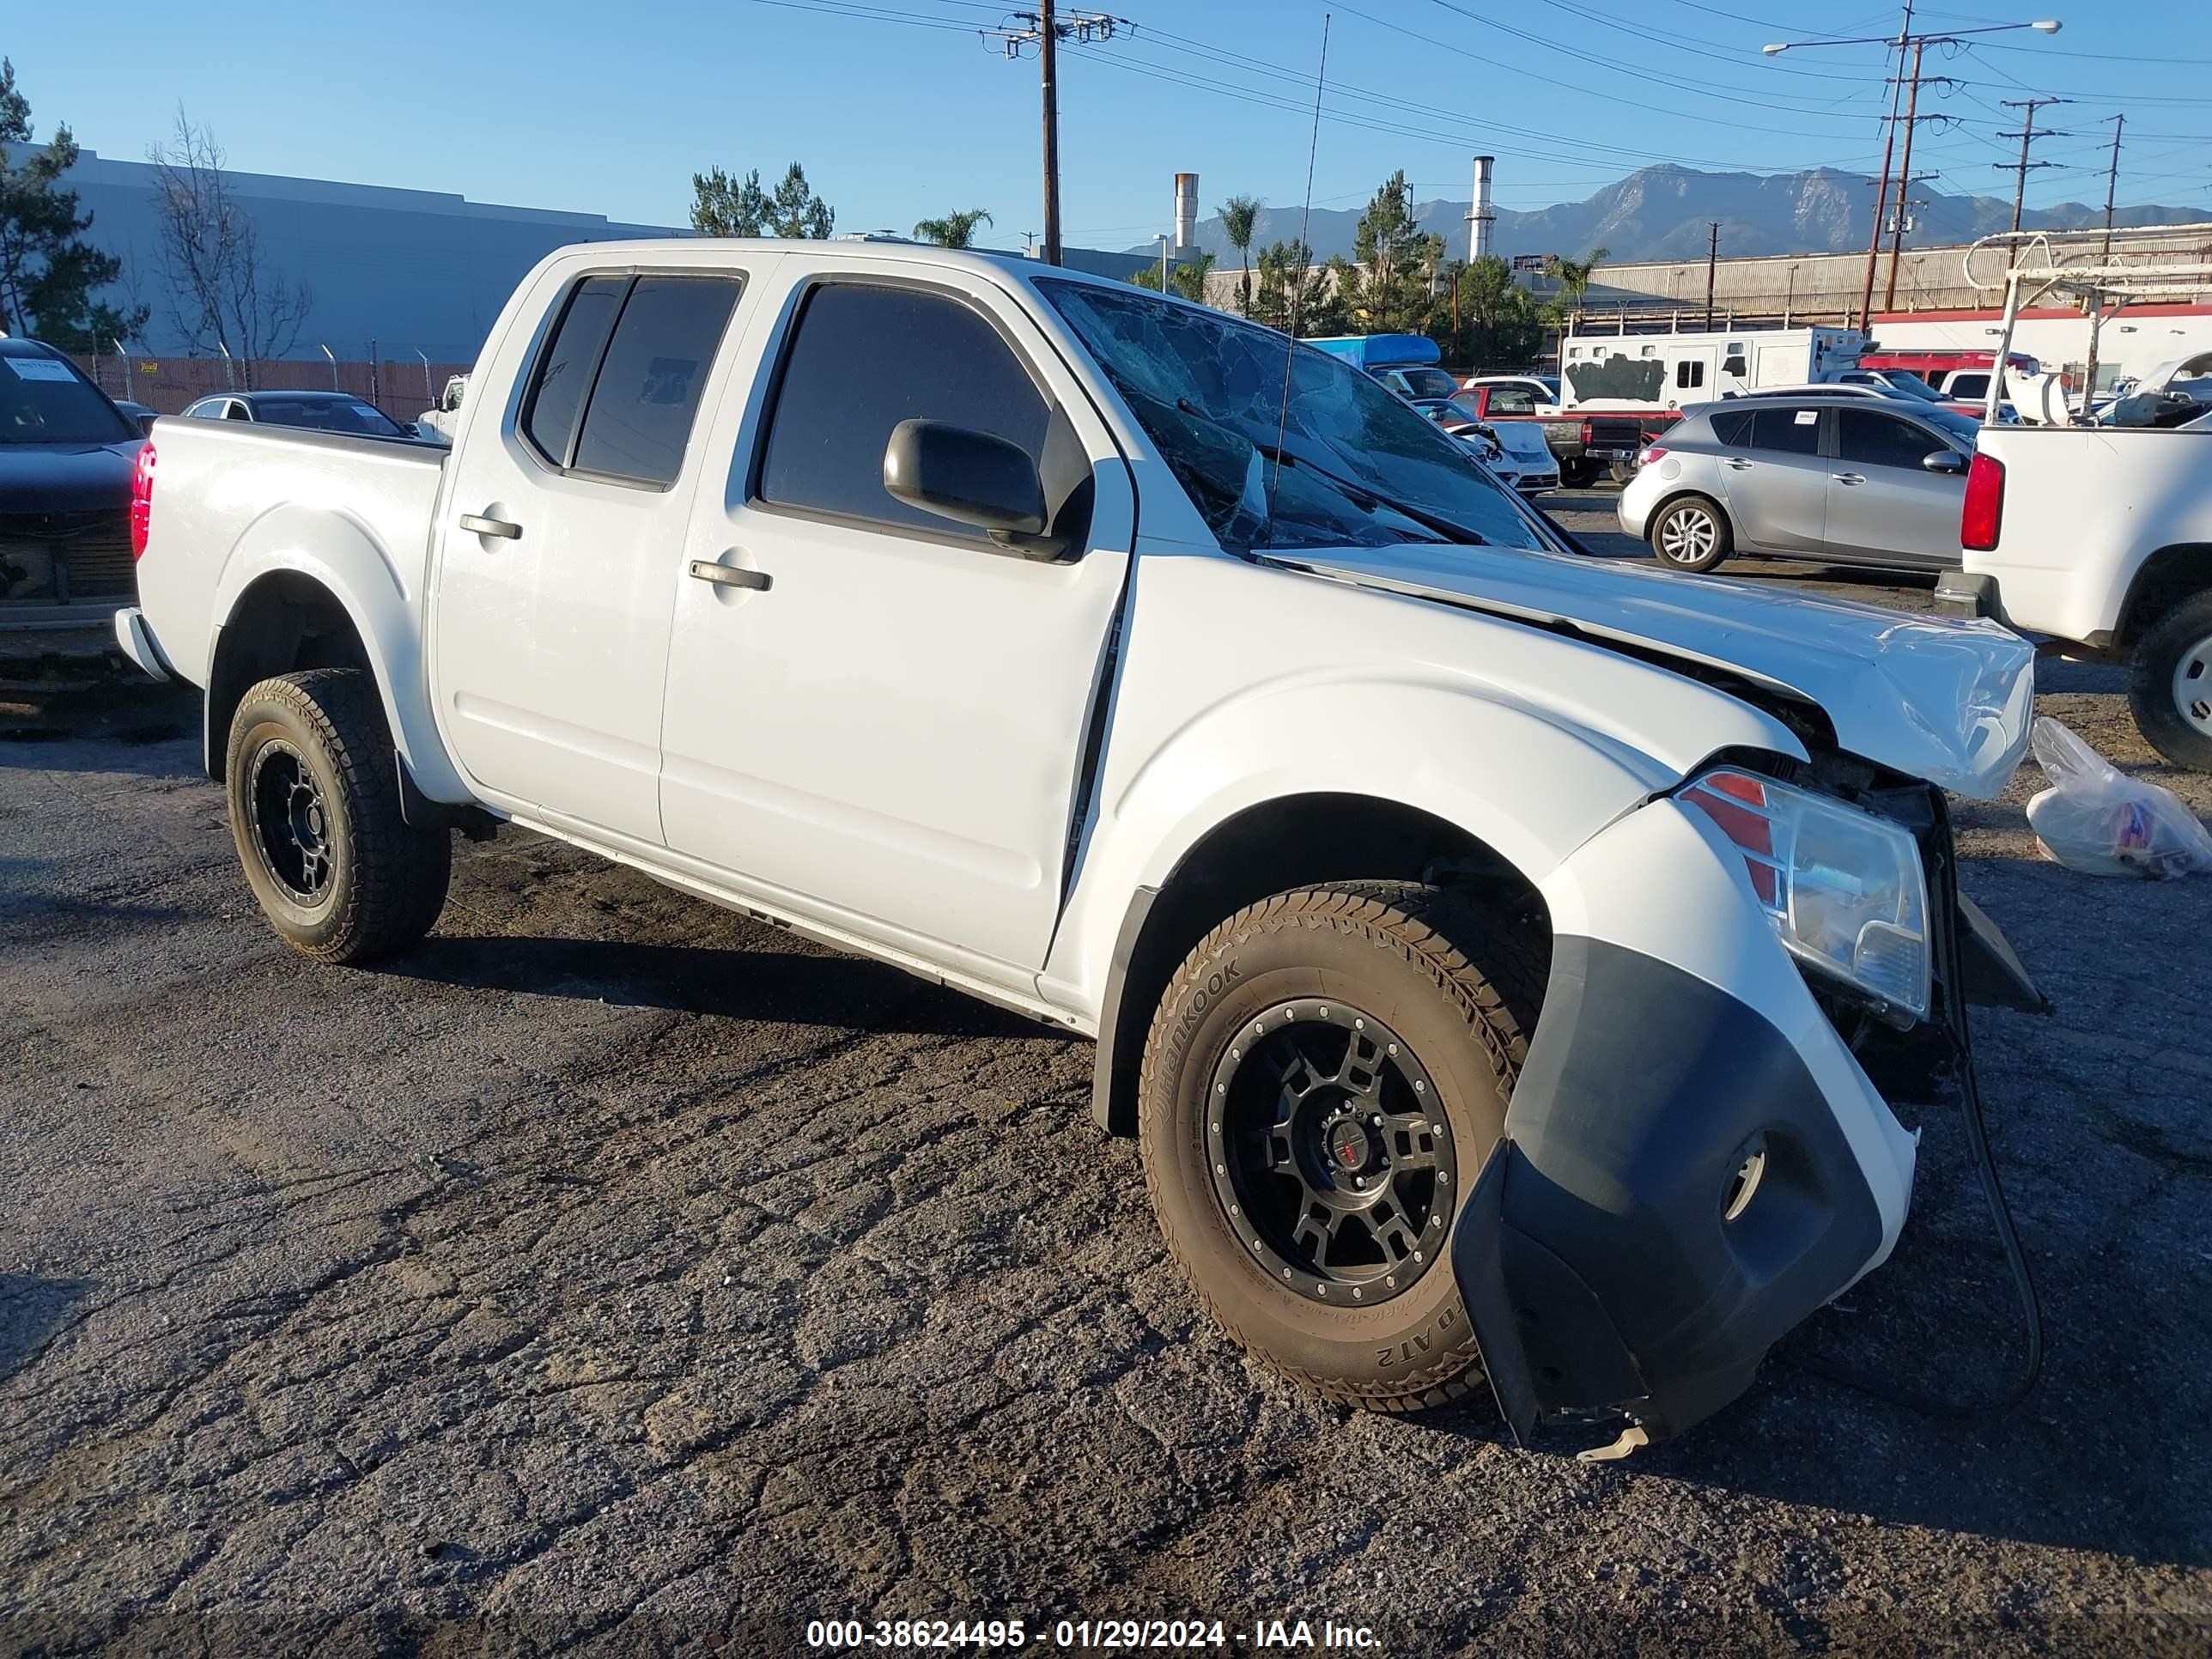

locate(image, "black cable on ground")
[[1783, 1056, 2044, 1419]]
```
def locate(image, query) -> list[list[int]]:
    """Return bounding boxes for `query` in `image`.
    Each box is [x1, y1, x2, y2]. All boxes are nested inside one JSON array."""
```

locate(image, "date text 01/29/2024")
[[804, 1618, 1382, 1650]]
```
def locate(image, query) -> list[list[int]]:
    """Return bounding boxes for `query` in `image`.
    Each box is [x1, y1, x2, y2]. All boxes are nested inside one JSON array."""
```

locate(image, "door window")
[[1710, 408, 1754, 447], [1675, 359, 1706, 391], [1487, 386, 1535, 415], [757, 282, 1055, 538], [1837, 407, 1944, 471], [1747, 406, 1821, 456], [1947, 373, 1990, 400], [521, 276, 628, 468], [571, 276, 743, 485]]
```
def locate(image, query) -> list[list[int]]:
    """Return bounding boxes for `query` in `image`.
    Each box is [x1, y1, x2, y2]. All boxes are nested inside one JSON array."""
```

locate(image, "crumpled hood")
[[1277, 542, 2037, 799]]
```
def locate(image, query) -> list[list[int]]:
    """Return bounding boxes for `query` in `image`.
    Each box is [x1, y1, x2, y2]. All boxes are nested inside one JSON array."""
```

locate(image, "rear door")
[[1666, 348, 1717, 410], [1823, 406, 1966, 566], [656, 259, 1134, 976], [430, 263, 750, 842], [1711, 404, 1829, 551]]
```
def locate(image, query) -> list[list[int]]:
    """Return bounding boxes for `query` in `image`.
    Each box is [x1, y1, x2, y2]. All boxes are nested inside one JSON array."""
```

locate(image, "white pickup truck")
[[1941, 422, 2212, 769], [116, 240, 2044, 1450]]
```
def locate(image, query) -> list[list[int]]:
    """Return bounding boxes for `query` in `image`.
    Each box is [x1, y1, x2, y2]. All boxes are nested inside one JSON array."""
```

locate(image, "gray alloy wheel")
[[1651, 496, 1732, 574]]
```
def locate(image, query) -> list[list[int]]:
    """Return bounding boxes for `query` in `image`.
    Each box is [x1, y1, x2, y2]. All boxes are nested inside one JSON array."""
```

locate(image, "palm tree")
[[912, 208, 994, 249], [1549, 244, 1609, 321], [1218, 194, 1262, 316]]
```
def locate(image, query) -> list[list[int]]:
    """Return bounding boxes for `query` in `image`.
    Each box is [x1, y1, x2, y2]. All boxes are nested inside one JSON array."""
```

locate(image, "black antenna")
[[1273, 11, 1329, 500]]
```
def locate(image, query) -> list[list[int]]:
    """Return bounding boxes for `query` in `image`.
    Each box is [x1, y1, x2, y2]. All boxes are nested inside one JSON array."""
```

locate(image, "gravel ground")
[[3, 497, 2209, 1656]]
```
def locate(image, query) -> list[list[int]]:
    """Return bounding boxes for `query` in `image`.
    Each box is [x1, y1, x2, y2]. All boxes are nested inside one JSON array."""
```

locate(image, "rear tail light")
[[130, 441, 157, 560], [1961, 451, 2004, 552], [1579, 418, 1594, 445], [1639, 446, 1668, 465]]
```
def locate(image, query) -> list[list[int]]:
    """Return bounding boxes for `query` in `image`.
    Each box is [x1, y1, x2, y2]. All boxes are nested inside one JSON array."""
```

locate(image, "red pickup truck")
[[1456, 376, 1673, 486]]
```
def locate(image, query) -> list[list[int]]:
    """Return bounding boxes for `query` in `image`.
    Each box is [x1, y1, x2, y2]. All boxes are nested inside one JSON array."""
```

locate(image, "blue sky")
[[11, 1, 2212, 246]]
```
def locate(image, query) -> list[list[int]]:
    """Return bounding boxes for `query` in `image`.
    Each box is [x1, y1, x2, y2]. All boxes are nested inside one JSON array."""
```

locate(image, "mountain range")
[[1130, 163, 2205, 266]]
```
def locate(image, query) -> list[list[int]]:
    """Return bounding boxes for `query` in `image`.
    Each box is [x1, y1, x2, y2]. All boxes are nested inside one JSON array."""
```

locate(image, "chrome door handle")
[[1833, 472, 1867, 486], [1722, 457, 1752, 470], [690, 559, 771, 592], [459, 513, 522, 539]]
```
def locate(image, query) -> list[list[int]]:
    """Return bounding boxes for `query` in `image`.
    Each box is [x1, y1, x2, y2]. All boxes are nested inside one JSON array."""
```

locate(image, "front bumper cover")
[[1454, 789, 2033, 1448]]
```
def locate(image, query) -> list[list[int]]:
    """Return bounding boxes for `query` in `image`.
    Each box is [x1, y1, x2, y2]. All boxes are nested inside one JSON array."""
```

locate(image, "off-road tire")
[[1137, 882, 1544, 1413], [225, 668, 450, 963], [1649, 493, 1734, 573], [2128, 589, 2212, 771]]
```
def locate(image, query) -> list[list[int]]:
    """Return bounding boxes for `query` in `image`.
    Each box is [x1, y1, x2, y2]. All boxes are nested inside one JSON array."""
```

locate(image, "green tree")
[[1217, 193, 1262, 317], [1253, 239, 1337, 337], [1127, 250, 1217, 304], [912, 208, 993, 248], [1343, 171, 1444, 335], [0, 60, 147, 349], [690, 162, 834, 239], [1446, 254, 1544, 373], [1547, 244, 1609, 324]]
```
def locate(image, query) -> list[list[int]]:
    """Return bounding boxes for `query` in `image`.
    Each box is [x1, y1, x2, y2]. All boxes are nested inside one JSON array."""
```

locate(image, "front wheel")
[[1650, 495, 1734, 573], [1137, 883, 1541, 1413], [2129, 590, 2212, 770], [225, 668, 451, 963], [1560, 459, 1598, 489]]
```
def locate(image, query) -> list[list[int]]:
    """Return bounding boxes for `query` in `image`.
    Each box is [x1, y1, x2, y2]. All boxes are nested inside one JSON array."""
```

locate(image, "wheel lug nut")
[[1352, 1176, 1365, 1189]]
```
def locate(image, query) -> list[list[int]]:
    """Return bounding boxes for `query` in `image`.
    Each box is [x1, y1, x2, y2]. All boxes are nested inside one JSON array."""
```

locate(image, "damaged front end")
[[1453, 756, 2045, 1453]]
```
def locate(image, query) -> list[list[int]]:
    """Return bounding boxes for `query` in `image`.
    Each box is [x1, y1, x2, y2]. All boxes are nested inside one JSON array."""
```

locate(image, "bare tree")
[[146, 110, 310, 381]]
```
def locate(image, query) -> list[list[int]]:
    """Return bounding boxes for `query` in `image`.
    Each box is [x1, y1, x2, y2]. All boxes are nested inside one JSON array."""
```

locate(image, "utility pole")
[[1705, 222, 1721, 330], [2100, 113, 2126, 258], [985, 9, 1133, 269], [1859, 0, 1912, 331], [1996, 97, 2069, 233], [1038, 0, 1060, 265], [1884, 36, 1927, 311]]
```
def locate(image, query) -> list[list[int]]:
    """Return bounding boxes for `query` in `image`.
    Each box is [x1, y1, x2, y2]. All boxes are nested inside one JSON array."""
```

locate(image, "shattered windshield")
[[1038, 281, 1553, 556]]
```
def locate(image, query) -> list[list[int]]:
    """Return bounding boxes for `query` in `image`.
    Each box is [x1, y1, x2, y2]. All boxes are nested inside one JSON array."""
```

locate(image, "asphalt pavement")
[[3, 495, 2209, 1656]]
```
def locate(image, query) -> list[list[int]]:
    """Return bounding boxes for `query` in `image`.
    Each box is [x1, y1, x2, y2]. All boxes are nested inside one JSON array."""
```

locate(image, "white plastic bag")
[[2025, 717, 2212, 878]]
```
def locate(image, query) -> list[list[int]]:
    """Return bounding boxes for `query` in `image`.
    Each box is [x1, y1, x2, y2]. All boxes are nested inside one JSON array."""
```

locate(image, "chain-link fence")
[[69, 352, 475, 422]]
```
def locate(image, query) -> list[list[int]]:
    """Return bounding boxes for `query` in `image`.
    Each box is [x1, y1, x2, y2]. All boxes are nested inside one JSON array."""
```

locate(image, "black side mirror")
[[403, 422, 421, 438], [883, 420, 1066, 559], [1923, 449, 1968, 475]]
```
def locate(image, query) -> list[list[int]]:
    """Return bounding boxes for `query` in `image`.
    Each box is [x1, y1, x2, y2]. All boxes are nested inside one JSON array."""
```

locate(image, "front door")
[[1714, 404, 1830, 553], [658, 261, 1134, 975], [1823, 406, 1967, 567], [430, 266, 749, 843], [1667, 347, 1717, 410]]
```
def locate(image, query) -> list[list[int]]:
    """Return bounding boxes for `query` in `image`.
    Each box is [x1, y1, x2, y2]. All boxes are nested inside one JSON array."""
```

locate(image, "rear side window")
[[521, 276, 627, 467], [1710, 408, 1754, 447], [571, 276, 742, 485], [1748, 406, 1822, 456], [1838, 408, 1944, 471], [1948, 373, 1990, 399], [757, 283, 1052, 536], [1487, 386, 1535, 415]]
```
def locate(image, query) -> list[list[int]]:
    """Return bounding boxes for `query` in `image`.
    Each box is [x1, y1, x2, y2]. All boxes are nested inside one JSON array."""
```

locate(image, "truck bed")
[[136, 422, 447, 692]]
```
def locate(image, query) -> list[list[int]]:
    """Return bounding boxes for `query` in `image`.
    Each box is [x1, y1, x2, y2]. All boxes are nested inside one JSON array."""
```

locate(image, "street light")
[[1761, 16, 2063, 325]]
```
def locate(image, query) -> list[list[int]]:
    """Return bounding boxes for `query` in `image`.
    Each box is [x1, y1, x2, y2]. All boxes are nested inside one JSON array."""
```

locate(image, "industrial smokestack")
[[1174, 173, 1199, 257], [1468, 155, 1495, 263]]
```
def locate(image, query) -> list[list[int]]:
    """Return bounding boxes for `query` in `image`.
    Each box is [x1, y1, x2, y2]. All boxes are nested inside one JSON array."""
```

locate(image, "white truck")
[[114, 240, 2044, 1451], [1942, 421, 2212, 768], [1559, 325, 1867, 414]]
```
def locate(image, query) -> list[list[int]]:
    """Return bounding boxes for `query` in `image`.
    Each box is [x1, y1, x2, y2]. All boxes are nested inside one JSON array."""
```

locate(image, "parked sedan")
[[179, 390, 427, 441], [1619, 397, 1978, 574], [1408, 398, 1561, 495]]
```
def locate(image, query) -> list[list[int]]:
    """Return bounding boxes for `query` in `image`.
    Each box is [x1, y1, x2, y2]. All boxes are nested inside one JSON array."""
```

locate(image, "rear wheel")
[[1650, 494, 1733, 573], [1561, 459, 1598, 489], [1137, 883, 1542, 1413], [2129, 589, 2212, 770], [225, 668, 451, 963]]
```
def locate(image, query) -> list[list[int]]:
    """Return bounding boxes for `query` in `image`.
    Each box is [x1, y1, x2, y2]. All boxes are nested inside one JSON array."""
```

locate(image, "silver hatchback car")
[[1618, 396, 1980, 574]]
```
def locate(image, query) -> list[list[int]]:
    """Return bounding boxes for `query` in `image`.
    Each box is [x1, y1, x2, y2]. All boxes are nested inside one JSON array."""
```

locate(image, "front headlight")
[[1680, 769, 1931, 1020]]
